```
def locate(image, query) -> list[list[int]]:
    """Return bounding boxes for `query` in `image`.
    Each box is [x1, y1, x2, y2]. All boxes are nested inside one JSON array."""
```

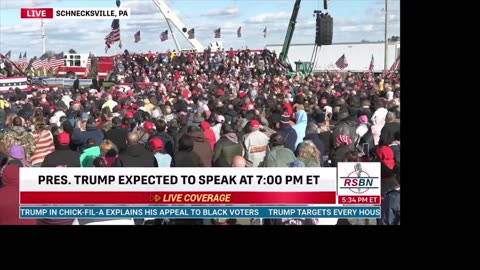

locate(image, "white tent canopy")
[[266, 42, 400, 73]]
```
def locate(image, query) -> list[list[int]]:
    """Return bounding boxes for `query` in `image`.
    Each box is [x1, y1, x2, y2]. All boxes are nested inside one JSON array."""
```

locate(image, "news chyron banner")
[[20, 8, 131, 20], [18, 164, 381, 220]]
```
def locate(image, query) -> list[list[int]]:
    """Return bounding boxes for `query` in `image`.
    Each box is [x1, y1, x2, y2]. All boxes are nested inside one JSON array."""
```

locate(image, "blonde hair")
[[5, 113, 17, 128], [297, 140, 320, 163], [100, 139, 118, 155], [32, 115, 47, 132]]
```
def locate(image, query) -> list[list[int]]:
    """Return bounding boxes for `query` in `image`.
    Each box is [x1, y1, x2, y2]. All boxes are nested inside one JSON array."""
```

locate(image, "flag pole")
[[41, 19, 46, 54], [166, 19, 181, 52], [384, 0, 388, 71]]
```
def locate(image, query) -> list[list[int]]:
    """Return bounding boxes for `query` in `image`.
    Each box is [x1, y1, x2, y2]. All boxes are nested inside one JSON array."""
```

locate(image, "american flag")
[[335, 54, 348, 70], [19, 51, 27, 70], [390, 56, 400, 71], [369, 54, 374, 71], [214, 28, 221, 38], [160, 30, 168, 42], [31, 53, 49, 70], [187, 28, 194, 39], [237, 27, 241, 38], [105, 19, 121, 53], [263, 27, 267, 38], [85, 58, 92, 77], [134, 31, 141, 43], [49, 52, 64, 71]]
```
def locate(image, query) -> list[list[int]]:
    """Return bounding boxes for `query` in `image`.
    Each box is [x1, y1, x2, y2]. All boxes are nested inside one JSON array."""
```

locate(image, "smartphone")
[[362, 143, 370, 157]]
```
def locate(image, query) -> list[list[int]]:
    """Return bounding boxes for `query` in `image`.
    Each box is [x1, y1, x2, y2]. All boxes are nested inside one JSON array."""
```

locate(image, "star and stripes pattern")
[[335, 54, 348, 70]]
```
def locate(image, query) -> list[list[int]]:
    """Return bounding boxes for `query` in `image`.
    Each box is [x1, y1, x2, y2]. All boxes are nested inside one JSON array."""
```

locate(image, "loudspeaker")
[[315, 14, 333, 46]]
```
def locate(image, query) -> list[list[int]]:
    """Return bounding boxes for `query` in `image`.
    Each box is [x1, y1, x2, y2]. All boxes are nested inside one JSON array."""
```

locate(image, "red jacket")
[[0, 165, 36, 225], [200, 121, 216, 151]]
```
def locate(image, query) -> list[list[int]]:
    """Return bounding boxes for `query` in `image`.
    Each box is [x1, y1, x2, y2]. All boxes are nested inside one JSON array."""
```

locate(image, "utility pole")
[[41, 19, 46, 54], [384, 0, 388, 71]]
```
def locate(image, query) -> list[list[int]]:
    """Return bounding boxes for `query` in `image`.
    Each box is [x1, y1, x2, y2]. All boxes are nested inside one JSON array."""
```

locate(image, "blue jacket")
[[293, 110, 308, 148], [71, 124, 105, 152]]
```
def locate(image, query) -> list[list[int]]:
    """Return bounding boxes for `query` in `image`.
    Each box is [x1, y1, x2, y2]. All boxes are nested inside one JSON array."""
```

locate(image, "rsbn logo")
[[339, 163, 379, 194]]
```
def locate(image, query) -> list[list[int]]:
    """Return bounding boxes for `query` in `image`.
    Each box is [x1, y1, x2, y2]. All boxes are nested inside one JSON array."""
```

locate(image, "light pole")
[[384, 0, 388, 71], [41, 19, 46, 54]]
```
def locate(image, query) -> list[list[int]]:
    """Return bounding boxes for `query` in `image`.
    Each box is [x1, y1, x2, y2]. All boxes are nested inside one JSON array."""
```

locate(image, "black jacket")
[[173, 151, 202, 167], [42, 146, 81, 167], [276, 125, 298, 153], [380, 122, 400, 146], [167, 128, 183, 152], [330, 144, 355, 167], [117, 144, 155, 167], [380, 188, 400, 225], [332, 116, 358, 143], [104, 126, 129, 154], [318, 131, 332, 156]]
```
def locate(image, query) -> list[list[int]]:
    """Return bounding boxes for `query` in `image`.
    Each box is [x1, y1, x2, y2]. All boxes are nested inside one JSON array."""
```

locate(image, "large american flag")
[[160, 30, 168, 42], [49, 52, 64, 71], [187, 28, 194, 39], [390, 56, 400, 71], [237, 27, 241, 38], [214, 28, 221, 38], [369, 54, 374, 71], [105, 19, 120, 53], [31, 53, 49, 70], [335, 54, 348, 70]]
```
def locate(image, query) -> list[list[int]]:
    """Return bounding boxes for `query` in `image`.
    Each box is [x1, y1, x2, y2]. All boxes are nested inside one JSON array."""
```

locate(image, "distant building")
[[266, 42, 400, 73]]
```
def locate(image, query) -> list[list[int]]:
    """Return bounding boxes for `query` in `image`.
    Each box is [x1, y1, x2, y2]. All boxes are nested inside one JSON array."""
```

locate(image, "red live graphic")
[[20, 8, 54, 19]]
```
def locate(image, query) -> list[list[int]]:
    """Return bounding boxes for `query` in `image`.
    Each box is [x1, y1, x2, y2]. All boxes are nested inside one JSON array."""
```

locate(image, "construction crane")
[[277, 0, 313, 77], [151, 0, 204, 52], [278, 0, 301, 73]]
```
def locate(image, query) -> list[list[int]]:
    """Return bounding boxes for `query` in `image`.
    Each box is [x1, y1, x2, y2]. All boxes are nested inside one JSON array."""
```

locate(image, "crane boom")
[[279, 0, 301, 71], [151, 0, 204, 52]]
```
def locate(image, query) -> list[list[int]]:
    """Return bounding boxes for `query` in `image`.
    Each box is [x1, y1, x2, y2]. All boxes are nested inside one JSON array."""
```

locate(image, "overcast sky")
[[0, 0, 400, 58]]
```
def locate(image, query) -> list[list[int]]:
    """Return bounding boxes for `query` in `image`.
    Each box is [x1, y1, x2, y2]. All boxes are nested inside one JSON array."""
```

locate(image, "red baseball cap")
[[57, 132, 70, 145], [143, 121, 155, 132], [250, 120, 260, 128], [239, 91, 247, 98], [216, 89, 224, 96], [125, 111, 134, 118], [149, 138, 164, 151], [127, 90, 134, 96]]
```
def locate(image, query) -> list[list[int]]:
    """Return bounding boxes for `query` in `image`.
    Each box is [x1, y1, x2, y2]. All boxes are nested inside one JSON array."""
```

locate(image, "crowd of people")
[[0, 47, 400, 225]]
